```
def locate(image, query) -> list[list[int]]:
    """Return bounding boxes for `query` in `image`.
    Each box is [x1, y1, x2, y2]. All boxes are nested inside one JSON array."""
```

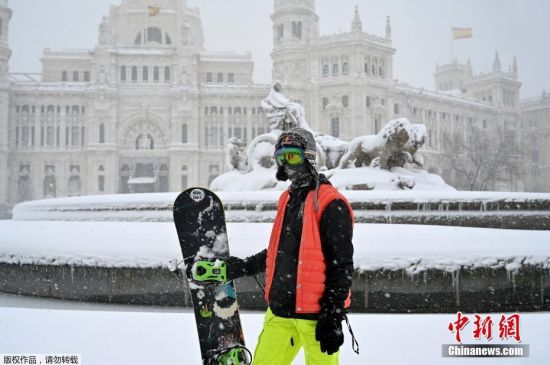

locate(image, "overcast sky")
[[7, 0, 550, 98]]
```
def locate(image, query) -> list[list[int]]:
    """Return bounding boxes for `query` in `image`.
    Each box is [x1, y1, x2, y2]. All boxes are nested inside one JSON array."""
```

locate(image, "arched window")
[[68, 166, 81, 196], [322, 65, 329, 77], [99, 123, 105, 143], [73, 71, 79, 82], [206, 72, 213, 83], [217, 73, 223, 83], [131, 66, 138, 82], [342, 62, 349, 75], [342, 95, 349, 107], [234, 127, 242, 139], [98, 175, 105, 192], [219, 127, 225, 146], [136, 133, 154, 150], [147, 27, 163, 44], [153, 66, 160, 82], [62, 71, 68, 81], [135, 32, 143, 45], [332, 64, 339, 76], [135, 27, 171, 45], [143, 66, 149, 82], [164, 66, 171, 82], [322, 97, 329, 109], [43, 165, 57, 198], [277, 23, 284, 40], [120, 66, 127, 82], [228, 73, 235, 83], [84, 71, 90, 82], [182, 124, 188, 143], [292, 21, 302, 39], [46, 126, 55, 146], [209, 127, 218, 146]]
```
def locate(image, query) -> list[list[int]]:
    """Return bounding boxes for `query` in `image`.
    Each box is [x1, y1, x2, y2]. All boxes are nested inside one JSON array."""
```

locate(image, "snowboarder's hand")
[[315, 309, 344, 355], [187, 259, 227, 282]]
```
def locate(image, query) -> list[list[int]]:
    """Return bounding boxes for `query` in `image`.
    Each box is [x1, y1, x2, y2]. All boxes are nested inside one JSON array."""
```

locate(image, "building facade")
[[0, 0, 548, 212]]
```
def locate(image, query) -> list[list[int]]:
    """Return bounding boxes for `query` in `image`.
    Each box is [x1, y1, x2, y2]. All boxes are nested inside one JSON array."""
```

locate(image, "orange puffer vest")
[[264, 184, 354, 314]]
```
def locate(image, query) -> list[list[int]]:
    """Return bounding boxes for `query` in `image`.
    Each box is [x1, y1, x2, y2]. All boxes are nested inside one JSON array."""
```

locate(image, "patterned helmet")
[[275, 128, 318, 172]]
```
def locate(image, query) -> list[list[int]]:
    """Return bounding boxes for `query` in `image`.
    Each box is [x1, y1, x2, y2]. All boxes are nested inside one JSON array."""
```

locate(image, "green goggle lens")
[[275, 147, 305, 166]]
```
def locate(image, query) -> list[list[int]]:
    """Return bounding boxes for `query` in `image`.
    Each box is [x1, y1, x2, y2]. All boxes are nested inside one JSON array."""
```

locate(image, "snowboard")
[[173, 187, 251, 365]]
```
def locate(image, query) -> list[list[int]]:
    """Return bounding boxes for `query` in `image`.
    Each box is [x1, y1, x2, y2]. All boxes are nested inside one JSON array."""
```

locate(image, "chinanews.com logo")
[[443, 312, 529, 358]]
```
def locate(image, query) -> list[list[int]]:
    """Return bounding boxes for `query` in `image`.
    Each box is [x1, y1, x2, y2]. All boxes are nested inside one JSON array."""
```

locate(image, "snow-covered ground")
[[0, 293, 548, 364], [1, 221, 550, 272]]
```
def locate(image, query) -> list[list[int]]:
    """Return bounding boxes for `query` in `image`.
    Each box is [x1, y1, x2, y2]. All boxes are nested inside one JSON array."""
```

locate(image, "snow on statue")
[[212, 82, 454, 192]]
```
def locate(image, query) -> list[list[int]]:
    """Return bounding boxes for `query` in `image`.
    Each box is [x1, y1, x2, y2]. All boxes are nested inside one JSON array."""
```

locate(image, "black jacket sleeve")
[[226, 249, 267, 281], [319, 199, 354, 311]]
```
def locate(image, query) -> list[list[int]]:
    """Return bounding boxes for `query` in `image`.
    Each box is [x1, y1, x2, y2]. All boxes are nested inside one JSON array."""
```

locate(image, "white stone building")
[[0, 0, 548, 214]]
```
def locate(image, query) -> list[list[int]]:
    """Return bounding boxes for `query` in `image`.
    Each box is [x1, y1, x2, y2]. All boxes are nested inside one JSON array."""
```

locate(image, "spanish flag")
[[452, 27, 473, 39], [148, 6, 160, 16]]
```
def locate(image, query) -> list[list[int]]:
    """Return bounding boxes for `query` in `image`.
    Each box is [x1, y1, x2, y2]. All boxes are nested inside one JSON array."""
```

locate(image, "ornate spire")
[[351, 6, 362, 32], [466, 58, 473, 76], [493, 51, 502, 72], [512, 56, 518, 76], [385, 16, 392, 39]]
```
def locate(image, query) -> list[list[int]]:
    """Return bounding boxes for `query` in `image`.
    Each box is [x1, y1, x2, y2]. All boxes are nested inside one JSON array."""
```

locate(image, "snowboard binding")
[[191, 260, 227, 283], [207, 345, 252, 365]]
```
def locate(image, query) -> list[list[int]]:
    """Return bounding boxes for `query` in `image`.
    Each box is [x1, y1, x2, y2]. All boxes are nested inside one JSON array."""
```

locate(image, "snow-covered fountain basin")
[[11, 189, 550, 230], [1, 217, 550, 312]]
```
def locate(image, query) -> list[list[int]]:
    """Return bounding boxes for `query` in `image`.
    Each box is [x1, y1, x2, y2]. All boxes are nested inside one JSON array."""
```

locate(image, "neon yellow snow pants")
[[253, 308, 339, 365]]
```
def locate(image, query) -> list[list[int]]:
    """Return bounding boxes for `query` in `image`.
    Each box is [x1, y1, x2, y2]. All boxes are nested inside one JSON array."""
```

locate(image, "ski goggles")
[[274, 146, 306, 166]]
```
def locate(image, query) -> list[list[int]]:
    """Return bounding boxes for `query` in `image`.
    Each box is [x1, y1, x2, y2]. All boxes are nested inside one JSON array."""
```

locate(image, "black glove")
[[315, 305, 345, 355], [226, 256, 248, 281]]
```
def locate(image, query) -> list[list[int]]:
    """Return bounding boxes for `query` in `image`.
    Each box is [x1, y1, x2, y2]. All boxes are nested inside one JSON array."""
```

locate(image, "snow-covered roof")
[[395, 83, 493, 109], [8, 73, 42, 84], [42, 49, 93, 59], [199, 51, 253, 63], [115, 47, 174, 56], [313, 31, 392, 48]]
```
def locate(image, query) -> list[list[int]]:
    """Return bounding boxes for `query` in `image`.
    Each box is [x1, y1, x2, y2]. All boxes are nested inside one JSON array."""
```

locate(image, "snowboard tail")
[[173, 187, 251, 365]]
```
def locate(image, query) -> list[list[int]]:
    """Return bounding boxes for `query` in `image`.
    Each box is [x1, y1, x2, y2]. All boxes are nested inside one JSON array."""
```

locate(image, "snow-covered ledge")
[[11, 189, 550, 230]]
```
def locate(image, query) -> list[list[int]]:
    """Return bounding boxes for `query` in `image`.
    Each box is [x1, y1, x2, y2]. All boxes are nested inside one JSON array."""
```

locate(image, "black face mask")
[[284, 163, 314, 186], [276, 160, 312, 181]]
